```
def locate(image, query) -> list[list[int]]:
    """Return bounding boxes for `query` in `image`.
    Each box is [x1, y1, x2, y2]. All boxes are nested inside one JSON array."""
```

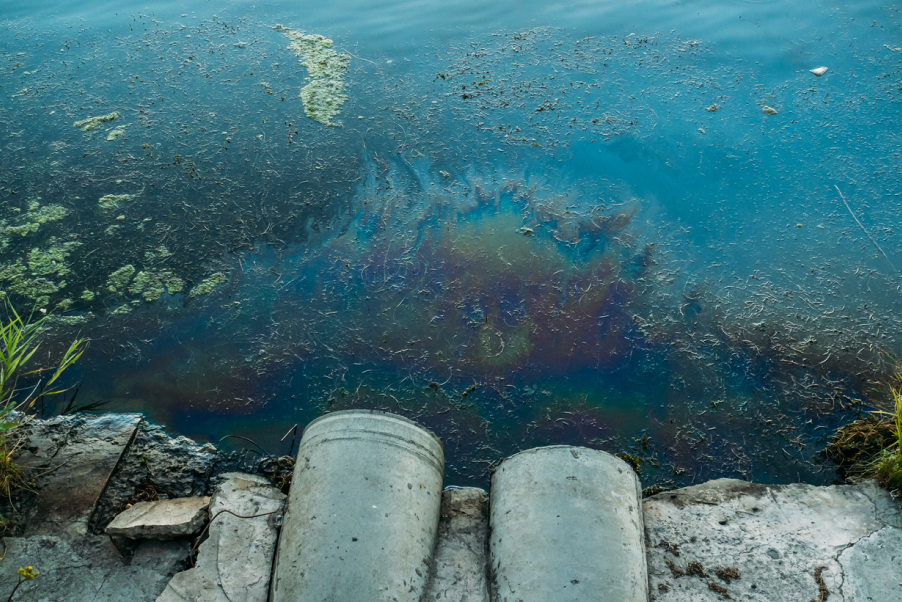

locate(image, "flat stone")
[[13, 413, 142, 537], [106, 497, 211, 539], [424, 487, 490, 602], [643, 478, 902, 602], [156, 473, 285, 602]]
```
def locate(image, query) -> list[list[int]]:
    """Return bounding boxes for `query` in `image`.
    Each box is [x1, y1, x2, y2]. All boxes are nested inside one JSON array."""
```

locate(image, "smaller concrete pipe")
[[270, 410, 444, 602], [489, 446, 647, 602]]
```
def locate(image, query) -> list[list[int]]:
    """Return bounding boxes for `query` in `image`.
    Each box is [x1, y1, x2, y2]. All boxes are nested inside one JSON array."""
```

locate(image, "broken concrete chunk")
[[156, 473, 285, 602], [839, 525, 902, 601], [424, 487, 490, 602], [106, 497, 211, 539]]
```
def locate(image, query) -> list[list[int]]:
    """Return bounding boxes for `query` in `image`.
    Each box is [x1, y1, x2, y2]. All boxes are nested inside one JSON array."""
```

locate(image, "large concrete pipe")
[[489, 446, 648, 602], [270, 410, 445, 602]]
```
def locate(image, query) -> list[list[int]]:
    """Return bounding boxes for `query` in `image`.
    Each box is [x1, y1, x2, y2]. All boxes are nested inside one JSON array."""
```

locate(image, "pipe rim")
[[493, 444, 630, 472], [301, 409, 444, 452]]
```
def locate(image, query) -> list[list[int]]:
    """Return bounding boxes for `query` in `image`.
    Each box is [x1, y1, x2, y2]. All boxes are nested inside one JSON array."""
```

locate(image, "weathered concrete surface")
[[156, 473, 285, 602], [0, 534, 190, 602], [490, 446, 648, 602], [644, 478, 902, 602], [92, 421, 219, 532], [271, 411, 444, 602], [839, 525, 902, 601], [13, 413, 142, 538], [107, 497, 211, 539], [424, 487, 490, 602]]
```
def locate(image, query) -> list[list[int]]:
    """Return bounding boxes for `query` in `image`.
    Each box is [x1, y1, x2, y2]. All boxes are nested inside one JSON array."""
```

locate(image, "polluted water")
[[1, 0, 902, 488]]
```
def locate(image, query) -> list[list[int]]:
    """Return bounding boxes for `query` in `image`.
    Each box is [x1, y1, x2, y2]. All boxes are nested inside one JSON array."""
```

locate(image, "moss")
[[80, 290, 95, 301], [74, 112, 119, 132], [188, 272, 227, 298], [106, 265, 135, 293], [98, 194, 134, 211], [55, 298, 74, 311], [274, 25, 350, 126], [875, 450, 902, 492]]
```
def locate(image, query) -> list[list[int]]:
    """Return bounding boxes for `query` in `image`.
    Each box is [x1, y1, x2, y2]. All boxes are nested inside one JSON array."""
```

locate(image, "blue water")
[[2, 0, 901, 487]]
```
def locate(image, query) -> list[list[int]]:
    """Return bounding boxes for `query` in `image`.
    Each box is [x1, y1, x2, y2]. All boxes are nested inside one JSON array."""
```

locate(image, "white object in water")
[[810, 66, 828, 77], [762, 106, 778, 115]]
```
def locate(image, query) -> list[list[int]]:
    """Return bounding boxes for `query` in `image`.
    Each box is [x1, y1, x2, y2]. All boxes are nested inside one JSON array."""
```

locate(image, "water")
[[1, 0, 901, 488]]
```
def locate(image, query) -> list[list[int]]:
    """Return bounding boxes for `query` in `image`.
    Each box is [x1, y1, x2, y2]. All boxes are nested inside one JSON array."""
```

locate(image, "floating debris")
[[885, 44, 901, 52], [128, 270, 185, 302], [705, 104, 717, 112], [274, 25, 350, 126], [810, 66, 828, 77], [762, 106, 778, 115], [74, 112, 119, 132]]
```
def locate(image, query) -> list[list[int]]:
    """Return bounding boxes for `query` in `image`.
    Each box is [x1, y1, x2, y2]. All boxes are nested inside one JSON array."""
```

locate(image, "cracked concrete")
[[643, 478, 902, 602], [156, 473, 286, 602]]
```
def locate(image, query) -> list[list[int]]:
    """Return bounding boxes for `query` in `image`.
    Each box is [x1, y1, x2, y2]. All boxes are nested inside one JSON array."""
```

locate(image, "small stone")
[[810, 66, 828, 77], [106, 497, 210, 539], [762, 106, 778, 116]]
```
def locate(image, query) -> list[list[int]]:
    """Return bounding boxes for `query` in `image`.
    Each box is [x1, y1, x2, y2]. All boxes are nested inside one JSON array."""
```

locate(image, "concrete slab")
[[839, 525, 902, 601], [106, 497, 211, 539], [643, 478, 902, 602], [424, 487, 490, 602], [0, 535, 189, 602], [156, 473, 285, 602]]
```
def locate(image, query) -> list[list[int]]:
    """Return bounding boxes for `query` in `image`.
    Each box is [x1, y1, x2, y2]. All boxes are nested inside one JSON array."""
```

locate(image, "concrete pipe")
[[489, 446, 647, 602], [270, 410, 445, 602]]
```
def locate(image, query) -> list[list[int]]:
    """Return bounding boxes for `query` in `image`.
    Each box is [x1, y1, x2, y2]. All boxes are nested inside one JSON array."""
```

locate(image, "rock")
[[156, 473, 285, 602], [762, 106, 778, 115], [12, 413, 142, 538], [810, 66, 828, 77], [424, 487, 490, 602], [106, 497, 211, 539], [643, 478, 902, 602], [92, 421, 219, 532]]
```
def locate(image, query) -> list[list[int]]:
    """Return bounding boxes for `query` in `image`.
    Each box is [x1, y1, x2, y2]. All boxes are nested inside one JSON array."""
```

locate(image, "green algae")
[[56, 298, 74, 311], [80, 290, 95, 301], [48, 314, 92, 326], [106, 265, 135, 293], [0, 237, 81, 306], [106, 126, 126, 141], [105, 225, 120, 235], [111, 304, 132, 316], [99, 194, 135, 211], [274, 25, 350, 126], [128, 269, 185, 302], [74, 112, 119, 132], [145, 245, 172, 262], [1, 202, 68, 248], [27, 238, 82, 277], [188, 272, 227, 298]]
